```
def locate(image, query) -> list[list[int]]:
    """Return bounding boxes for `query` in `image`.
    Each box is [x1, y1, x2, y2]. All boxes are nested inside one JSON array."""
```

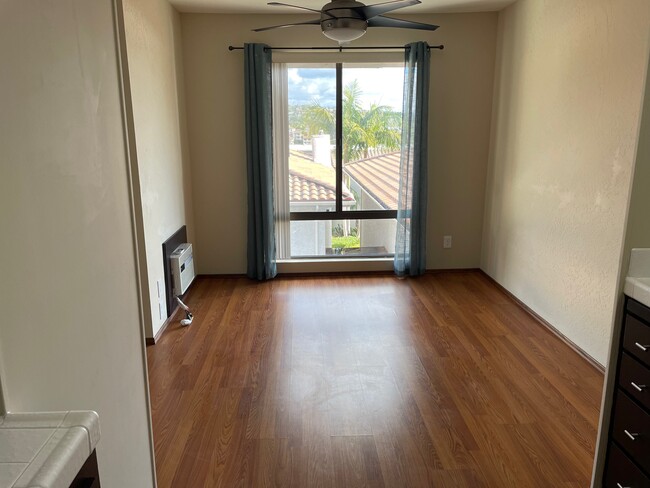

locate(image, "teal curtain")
[[245, 43, 277, 280], [394, 42, 430, 277]]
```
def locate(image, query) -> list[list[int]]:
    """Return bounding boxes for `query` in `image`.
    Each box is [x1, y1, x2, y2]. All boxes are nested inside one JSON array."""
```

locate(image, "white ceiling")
[[170, 0, 518, 14]]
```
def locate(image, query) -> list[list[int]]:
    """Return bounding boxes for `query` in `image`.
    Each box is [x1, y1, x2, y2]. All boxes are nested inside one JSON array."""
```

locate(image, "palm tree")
[[296, 80, 402, 164]]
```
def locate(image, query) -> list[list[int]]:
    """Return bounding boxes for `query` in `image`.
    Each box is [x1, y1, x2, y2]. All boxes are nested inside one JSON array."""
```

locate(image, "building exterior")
[[288, 147, 355, 256], [344, 151, 400, 254]]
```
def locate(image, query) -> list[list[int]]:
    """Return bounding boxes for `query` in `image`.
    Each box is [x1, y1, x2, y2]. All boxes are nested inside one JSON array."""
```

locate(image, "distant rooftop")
[[344, 152, 400, 210], [289, 151, 354, 204]]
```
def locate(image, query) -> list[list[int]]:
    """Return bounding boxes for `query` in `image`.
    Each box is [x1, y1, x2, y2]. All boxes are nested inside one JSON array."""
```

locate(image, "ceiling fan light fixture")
[[321, 18, 367, 43]]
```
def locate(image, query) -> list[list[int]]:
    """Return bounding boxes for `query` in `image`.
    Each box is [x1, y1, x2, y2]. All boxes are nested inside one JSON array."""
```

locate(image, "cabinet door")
[[619, 353, 650, 411], [624, 314, 650, 367], [611, 391, 650, 469], [604, 443, 650, 487]]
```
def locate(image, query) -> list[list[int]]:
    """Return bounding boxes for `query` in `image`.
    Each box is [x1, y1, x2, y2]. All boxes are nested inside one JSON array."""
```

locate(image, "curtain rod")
[[228, 45, 444, 52]]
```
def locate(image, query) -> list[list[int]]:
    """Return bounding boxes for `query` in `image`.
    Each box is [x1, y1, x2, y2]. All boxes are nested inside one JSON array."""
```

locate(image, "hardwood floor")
[[147, 271, 604, 487]]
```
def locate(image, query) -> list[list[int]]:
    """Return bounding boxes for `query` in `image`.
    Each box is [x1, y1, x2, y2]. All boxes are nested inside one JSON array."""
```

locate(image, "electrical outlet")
[[159, 302, 164, 320], [156, 279, 163, 299], [443, 235, 452, 249]]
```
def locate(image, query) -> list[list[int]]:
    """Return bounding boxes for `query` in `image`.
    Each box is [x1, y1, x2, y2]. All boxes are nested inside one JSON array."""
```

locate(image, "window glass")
[[276, 62, 403, 259], [290, 219, 397, 258], [287, 66, 337, 213], [342, 66, 403, 212]]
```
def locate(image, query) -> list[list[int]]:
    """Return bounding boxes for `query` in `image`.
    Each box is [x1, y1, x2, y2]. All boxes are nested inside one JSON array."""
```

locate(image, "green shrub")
[[332, 236, 360, 249]]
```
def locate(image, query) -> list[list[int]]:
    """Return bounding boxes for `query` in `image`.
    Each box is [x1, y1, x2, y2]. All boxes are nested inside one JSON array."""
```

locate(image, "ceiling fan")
[[254, 0, 439, 44]]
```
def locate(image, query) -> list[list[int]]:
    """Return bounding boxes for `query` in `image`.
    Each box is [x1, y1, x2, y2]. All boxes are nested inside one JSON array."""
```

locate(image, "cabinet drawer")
[[604, 442, 650, 487], [628, 298, 650, 324], [612, 391, 650, 469], [624, 314, 650, 367], [619, 353, 650, 411]]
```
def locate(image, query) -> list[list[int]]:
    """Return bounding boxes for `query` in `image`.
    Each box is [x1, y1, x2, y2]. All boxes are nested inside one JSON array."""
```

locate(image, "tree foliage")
[[294, 80, 402, 163]]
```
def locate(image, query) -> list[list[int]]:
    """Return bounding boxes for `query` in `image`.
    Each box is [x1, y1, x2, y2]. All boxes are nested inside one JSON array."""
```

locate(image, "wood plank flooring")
[[147, 271, 604, 487]]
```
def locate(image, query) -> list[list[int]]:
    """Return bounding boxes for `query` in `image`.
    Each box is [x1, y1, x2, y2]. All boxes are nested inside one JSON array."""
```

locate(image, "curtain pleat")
[[245, 43, 277, 280], [394, 42, 431, 277]]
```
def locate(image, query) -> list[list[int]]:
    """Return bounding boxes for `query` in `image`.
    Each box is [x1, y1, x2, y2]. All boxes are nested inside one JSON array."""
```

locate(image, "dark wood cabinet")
[[70, 450, 101, 488], [618, 353, 650, 411], [604, 443, 650, 488], [623, 314, 650, 367], [603, 297, 650, 486], [611, 391, 650, 464]]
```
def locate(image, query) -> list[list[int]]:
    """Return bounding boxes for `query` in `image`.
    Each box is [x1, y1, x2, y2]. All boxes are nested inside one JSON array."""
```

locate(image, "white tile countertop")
[[624, 248, 650, 308], [0, 411, 99, 488]]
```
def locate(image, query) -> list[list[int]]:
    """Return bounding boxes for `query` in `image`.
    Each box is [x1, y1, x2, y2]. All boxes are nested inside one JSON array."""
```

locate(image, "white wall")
[[180, 13, 498, 273], [0, 1, 155, 486], [124, 0, 193, 338], [482, 0, 650, 365]]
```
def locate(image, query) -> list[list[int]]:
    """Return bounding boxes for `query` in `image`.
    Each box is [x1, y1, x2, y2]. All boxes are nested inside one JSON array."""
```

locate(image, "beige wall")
[[124, 0, 193, 338], [180, 12, 498, 273], [482, 0, 650, 365], [0, 1, 155, 486]]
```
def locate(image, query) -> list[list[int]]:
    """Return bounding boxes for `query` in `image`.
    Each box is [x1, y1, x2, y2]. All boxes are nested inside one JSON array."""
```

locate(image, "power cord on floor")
[[175, 296, 194, 326]]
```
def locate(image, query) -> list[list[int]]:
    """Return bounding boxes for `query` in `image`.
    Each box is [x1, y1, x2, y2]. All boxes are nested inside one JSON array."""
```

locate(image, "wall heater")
[[170, 243, 195, 296]]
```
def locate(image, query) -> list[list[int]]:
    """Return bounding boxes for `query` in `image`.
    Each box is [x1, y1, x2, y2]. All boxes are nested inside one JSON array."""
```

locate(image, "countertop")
[[624, 248, 650, 308], [0, 411, 99, 488]]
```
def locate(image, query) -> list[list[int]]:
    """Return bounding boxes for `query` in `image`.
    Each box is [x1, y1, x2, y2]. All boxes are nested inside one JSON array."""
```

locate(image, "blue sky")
[[288, 66, 404, 111]]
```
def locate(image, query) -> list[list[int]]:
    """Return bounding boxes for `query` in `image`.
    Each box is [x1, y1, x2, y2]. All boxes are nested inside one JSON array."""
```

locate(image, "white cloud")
[[343, 67, 404, 111], [288, 68, 302, 84], [287, 66, 404, 111]]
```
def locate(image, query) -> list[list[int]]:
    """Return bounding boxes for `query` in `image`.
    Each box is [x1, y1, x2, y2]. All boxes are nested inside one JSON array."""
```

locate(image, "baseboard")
[[479, 270, 605, 374], [425, 268, 481, 274], [198, 268, 480, 280], [282, 270, 396, 278], [145, 306, 177, 346], [196, 273, 247, 279]]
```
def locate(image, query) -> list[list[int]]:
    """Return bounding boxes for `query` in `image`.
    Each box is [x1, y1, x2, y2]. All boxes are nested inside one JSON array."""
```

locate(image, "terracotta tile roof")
[[289, 151, 354, 204], [344, 152, 400, 210], [289, 173, 338, 203]]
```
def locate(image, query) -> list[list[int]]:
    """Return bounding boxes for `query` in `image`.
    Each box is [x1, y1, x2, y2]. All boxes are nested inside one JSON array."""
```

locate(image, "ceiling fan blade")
[[253, 18, 322, 32], [358, 0, 421, 20], [367, 15, 439, 31], [267, 2, 326, 14]]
